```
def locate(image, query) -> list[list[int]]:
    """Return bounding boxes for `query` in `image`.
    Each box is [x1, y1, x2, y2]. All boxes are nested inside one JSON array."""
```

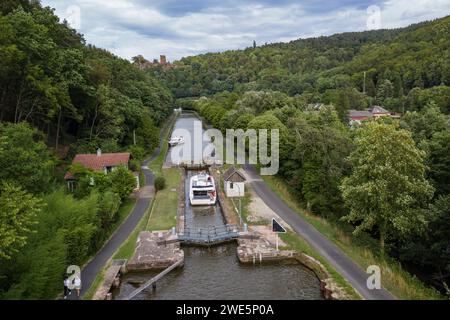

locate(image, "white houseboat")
[[168, 136, 185, 147], [189, 172, 217, 206]]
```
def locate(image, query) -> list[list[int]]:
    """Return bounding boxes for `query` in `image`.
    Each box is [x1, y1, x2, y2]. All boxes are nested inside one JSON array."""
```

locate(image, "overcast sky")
[[41, 0, 450, 62]]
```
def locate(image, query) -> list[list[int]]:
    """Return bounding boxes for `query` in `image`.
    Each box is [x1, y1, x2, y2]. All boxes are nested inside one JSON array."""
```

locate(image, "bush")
[[98, 191, 122, 228], [129, 159, 141, 172], [128, 145, 145, 160], [154, 176, 166, 191], [109, 166, 136, 200]]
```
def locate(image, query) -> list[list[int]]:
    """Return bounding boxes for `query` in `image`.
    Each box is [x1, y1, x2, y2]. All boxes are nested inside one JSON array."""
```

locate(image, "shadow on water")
[[114, 113, 324, 300]]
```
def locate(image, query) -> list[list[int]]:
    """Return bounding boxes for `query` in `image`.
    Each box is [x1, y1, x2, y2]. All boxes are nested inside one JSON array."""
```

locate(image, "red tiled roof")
[[64, 153, 130, 180]]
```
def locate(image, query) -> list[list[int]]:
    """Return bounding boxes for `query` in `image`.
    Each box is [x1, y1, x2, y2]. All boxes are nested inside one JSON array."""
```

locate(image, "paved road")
[[243, 164, 395, 300], [68, 120, 171, 300]]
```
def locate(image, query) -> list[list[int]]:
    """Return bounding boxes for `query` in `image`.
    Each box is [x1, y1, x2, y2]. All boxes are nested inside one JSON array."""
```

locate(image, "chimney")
[[97, 148, 102, 157], [160, 55, 167, 65]]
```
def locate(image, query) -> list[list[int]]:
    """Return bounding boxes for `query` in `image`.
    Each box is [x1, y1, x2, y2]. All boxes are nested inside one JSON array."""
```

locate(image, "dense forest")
[[156, 16, 450, 294], [0, 1, 173, 299], [158, 16, 449, 120]]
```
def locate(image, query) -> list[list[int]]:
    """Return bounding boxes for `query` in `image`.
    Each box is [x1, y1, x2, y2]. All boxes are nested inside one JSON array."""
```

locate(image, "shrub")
[[98, 191, 122, 228], [128, 145, 145, 160], [129, 159, 141, 172], [154, 176, 166, 191], [109, 166, 136, 200]]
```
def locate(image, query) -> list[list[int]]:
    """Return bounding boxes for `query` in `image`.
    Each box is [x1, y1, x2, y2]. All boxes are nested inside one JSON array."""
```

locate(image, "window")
[[230, 182, 234, 189]]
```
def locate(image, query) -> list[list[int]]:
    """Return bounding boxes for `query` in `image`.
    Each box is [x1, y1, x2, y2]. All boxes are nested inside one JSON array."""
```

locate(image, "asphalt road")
[[67, 120, 170, 300], [243, 164, 395, 300]]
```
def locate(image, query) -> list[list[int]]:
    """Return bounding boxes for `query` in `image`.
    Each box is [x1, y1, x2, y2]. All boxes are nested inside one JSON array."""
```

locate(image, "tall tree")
[[0, 123, 54, 194], [341, 121, 434, 253]]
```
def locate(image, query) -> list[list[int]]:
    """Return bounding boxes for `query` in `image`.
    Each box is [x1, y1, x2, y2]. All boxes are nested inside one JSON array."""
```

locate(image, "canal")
[[113, 112, 324, 300]]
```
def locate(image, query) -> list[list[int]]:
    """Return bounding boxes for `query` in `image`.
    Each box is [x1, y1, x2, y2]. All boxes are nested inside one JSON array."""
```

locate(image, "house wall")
[[224, 181, 245, 197]]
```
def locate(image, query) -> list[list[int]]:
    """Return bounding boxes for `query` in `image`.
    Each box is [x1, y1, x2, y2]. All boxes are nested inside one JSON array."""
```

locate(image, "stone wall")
[[294, 253, 356, 300], [210, 169, 238, 225], [177, 169, 186, 233]]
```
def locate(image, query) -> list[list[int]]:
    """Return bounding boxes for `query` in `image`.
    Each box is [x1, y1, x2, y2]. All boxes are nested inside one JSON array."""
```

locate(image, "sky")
[[41, 0, 450, 62]]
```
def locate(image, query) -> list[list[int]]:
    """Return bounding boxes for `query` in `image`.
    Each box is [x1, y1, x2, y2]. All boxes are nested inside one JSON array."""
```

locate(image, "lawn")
[[262, 174, 443, 300], [146, 167, 181, 231]]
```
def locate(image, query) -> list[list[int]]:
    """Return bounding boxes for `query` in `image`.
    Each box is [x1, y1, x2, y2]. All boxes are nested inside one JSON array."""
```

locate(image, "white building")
[[223, 167, 246, 197]]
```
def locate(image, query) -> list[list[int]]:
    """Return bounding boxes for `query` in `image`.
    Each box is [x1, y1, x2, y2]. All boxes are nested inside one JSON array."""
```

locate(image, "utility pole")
[[239, 197, 242, 227], [363, 71, 366, 95], [133, 130, 136, 145]]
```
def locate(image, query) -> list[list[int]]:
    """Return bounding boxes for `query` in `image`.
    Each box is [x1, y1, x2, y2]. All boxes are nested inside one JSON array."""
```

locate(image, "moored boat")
[[189, 172, 217, 206], [168, 136, 185, 147]]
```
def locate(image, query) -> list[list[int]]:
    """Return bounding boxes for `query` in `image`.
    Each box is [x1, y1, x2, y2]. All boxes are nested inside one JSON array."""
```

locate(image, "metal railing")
[[178, 224, 239, 244]]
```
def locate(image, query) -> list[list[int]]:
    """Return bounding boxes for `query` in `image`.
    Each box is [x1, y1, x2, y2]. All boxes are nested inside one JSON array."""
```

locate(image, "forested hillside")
[[0, 1, 173, 299], [157, 16, 450, 296], [159, 16, 449, 119]]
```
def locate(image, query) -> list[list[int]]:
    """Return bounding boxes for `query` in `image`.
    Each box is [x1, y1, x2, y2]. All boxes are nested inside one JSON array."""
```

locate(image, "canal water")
[[113, 112, 324, 300]]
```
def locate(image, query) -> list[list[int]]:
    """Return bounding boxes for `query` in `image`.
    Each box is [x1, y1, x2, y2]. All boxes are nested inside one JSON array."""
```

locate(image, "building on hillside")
[[348, 106, 400, 126], [223, 167, 246, 197], [136, 54, 173, 70], [64, 149, 138, 191]]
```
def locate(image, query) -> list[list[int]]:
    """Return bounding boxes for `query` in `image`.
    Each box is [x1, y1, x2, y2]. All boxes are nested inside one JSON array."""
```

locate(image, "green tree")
[[289, 106, 352, 216], [97, 191, 121, 228], [0, 182, 43, 259], [428, 130, 450, 195], [341, 121, 434, 253], [247, 113, 292, 165], [0, 123, 54, 194], [109, 166, 136, 200], [400, 101, 448, 145], [376, 79, 394, 105]]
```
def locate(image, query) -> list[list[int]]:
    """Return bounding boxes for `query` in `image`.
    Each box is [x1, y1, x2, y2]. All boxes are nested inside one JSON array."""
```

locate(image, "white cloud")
[[41, 0, 450, 61]]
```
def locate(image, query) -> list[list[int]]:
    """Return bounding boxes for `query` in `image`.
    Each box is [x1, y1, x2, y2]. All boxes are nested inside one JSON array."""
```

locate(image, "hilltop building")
[[134, 54, 173, 70]]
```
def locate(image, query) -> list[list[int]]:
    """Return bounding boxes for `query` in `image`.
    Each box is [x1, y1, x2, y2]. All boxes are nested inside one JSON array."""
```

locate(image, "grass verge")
[[146, 167, 181, 231], [262, 174, 443, 300]]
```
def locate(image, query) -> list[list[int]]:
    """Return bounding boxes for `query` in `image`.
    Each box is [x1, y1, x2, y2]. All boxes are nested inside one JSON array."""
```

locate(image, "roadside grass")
[[146, 167, 181, 231], [113, 198, 136, 229], [149, 140, 168, 175], [149, 115, 175, 175], [83, 267, 107, 300], [230, 188, 252, 224], [113, 201, 153, 260], [262, 174, 443, 300]]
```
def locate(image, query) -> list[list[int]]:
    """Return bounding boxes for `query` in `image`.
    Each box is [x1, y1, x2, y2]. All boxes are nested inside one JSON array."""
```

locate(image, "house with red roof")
[[348, 106, 400, 126], [65, 149, 137, 191]]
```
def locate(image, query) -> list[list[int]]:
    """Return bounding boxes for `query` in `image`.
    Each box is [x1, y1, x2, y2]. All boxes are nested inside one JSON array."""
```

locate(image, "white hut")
[[223, 167, 246, 197]]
